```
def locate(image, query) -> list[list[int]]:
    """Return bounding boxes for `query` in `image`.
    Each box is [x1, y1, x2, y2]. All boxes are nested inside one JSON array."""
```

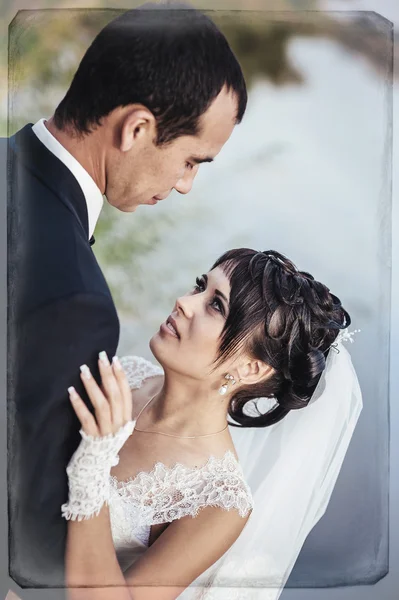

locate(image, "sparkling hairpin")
[[330, 328, 361, 353], [337, 328, 361, 343], [264, 252, 298, 274], [265, 254, 286, 267]]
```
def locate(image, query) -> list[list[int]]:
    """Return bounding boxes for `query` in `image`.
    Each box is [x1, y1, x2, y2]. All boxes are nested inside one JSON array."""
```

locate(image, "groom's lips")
[[146, 192, 170, 205], [147, 196, 164, 205]]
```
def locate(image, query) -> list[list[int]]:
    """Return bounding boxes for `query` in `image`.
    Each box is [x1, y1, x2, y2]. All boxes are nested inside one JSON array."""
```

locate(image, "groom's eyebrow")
[[190, 155, 214, 165]]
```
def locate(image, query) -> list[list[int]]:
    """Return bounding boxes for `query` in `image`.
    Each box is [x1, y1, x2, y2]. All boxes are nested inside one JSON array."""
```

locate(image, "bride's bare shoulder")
[[119, 355, 164, 419], [120, 355, 163, 386], [131, 372, 164, 421]]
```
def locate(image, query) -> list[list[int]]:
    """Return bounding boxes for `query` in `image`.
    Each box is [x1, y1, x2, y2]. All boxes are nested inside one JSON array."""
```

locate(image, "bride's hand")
[[62, 353, 134, 521], [68, 353, 132, 438]]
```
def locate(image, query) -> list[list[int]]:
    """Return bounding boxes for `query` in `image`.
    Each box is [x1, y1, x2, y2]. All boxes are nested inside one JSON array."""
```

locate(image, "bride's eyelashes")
[[193, 276, 227, 317], [193, 276, 205, 293]]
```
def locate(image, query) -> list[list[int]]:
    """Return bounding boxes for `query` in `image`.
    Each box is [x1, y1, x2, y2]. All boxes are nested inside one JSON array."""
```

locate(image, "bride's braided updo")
[[211, 248, 350, 427]]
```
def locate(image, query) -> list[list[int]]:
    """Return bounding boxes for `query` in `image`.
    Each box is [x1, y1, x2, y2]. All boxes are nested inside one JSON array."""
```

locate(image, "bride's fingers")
[[79, 364, 112, 436], [68, 387, 99, 437], [112, 356, 133, 423], [98, 352, 123, 429]]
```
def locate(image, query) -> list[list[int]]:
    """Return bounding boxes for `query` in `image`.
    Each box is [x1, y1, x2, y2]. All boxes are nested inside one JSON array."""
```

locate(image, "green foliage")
[[93, 201, 175, 314]]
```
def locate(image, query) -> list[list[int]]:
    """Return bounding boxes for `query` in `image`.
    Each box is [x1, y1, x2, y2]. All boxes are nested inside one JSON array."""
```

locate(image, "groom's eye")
[[185, 162, 194, 171]]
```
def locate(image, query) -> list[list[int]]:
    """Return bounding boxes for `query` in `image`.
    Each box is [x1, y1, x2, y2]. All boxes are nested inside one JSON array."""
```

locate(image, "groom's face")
[[105, 87, 238, 211]]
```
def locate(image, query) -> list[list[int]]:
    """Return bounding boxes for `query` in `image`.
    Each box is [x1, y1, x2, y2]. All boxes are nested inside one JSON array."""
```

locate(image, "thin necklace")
[[134, 394, 229, 439]]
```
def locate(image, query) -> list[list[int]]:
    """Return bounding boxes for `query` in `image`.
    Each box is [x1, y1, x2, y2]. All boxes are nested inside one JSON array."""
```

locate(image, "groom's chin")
[[104, 194, 139, 213]]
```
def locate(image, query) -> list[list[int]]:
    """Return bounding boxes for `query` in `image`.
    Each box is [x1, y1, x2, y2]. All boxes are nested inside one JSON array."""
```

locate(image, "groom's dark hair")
[[54, 3, 247, 145]]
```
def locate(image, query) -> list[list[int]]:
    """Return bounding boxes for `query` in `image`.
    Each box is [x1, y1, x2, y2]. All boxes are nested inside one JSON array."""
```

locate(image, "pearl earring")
[[219, 373, 236, 396]]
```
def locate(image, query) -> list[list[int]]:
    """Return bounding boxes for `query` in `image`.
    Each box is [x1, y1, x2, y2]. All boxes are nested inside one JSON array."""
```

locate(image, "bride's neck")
[[145, 373, 229, 437]]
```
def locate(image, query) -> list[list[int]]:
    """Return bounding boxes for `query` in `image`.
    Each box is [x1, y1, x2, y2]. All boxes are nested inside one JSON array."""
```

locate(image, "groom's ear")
[[120, 106, 156, 152]]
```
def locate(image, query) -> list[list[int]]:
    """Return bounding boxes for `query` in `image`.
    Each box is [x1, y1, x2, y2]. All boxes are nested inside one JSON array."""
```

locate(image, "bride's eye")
[[210, 297, 224, 315], [192, 277, 226, 317]]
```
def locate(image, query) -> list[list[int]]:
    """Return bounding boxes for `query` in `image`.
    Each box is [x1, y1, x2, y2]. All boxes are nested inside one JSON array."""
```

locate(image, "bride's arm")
[[66, 496, 249, 600], [63, 356, 250, 600], [64, 354, 134, 599], [124, 505, 251, 600], [66, 507, 131, 599]]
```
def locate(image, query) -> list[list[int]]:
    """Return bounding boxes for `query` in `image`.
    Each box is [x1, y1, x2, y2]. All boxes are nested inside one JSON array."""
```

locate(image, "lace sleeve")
[[119, 355, 164, 390], [112, 451, 254, 525]]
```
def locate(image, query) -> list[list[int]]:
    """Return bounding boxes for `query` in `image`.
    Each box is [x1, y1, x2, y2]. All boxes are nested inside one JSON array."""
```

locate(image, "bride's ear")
[[234, 359, 274, 386]]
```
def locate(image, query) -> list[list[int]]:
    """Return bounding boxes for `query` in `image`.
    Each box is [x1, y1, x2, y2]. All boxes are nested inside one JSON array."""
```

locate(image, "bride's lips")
[[160, 315, 180, 339]]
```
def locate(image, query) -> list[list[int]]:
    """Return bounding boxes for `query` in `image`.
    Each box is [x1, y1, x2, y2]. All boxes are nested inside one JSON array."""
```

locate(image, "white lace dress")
[[108, 356, 254, 576]]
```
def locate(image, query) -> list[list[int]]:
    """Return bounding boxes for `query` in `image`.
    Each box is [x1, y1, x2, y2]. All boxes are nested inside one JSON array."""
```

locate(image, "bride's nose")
[[175, 295, 195, 319]]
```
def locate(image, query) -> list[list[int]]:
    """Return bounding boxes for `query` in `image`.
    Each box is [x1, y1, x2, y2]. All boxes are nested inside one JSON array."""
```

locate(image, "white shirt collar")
[[32, 118, 104, 239]]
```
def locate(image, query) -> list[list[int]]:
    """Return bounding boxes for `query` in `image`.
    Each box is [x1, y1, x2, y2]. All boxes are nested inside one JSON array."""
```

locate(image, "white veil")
[[182, 332, 363, 599]]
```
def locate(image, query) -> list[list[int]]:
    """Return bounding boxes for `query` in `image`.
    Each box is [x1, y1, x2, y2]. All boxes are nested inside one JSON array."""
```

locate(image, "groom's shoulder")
[[6, 123, 34, 151], [0, 136, 9, 173]]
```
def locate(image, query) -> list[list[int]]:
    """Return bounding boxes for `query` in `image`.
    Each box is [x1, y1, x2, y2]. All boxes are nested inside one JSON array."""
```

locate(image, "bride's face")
[[150, 267, 232, 381]]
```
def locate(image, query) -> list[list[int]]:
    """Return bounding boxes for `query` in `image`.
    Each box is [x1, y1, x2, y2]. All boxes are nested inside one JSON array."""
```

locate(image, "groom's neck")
[[44, 116, 106, 194]]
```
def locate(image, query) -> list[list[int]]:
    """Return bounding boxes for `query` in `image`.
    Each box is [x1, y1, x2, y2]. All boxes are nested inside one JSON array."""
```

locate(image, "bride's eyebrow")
[[202, 274, 229, 304]]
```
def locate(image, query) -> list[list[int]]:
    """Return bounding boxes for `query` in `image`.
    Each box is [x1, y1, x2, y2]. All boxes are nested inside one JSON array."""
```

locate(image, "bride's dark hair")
[[211, 249, 351, 428]]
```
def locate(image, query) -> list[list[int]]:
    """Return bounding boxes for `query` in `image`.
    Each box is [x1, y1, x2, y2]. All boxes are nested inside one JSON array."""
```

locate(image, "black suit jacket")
[[7, 124, 120, 587]]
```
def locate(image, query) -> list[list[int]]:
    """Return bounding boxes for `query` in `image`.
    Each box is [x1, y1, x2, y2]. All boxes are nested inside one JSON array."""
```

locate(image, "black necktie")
[[89, 236, 95, 246]]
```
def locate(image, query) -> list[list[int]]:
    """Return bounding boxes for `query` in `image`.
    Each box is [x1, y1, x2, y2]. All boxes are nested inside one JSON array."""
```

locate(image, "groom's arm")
[[8, 292, 119, 588]]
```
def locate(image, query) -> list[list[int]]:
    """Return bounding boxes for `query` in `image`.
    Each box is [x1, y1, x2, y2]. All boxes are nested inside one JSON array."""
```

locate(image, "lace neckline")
[[110, 449, 242, 487]]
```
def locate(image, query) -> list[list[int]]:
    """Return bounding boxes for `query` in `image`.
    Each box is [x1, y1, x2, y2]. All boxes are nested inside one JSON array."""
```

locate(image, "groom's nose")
[[174, 165, 199, 195]]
